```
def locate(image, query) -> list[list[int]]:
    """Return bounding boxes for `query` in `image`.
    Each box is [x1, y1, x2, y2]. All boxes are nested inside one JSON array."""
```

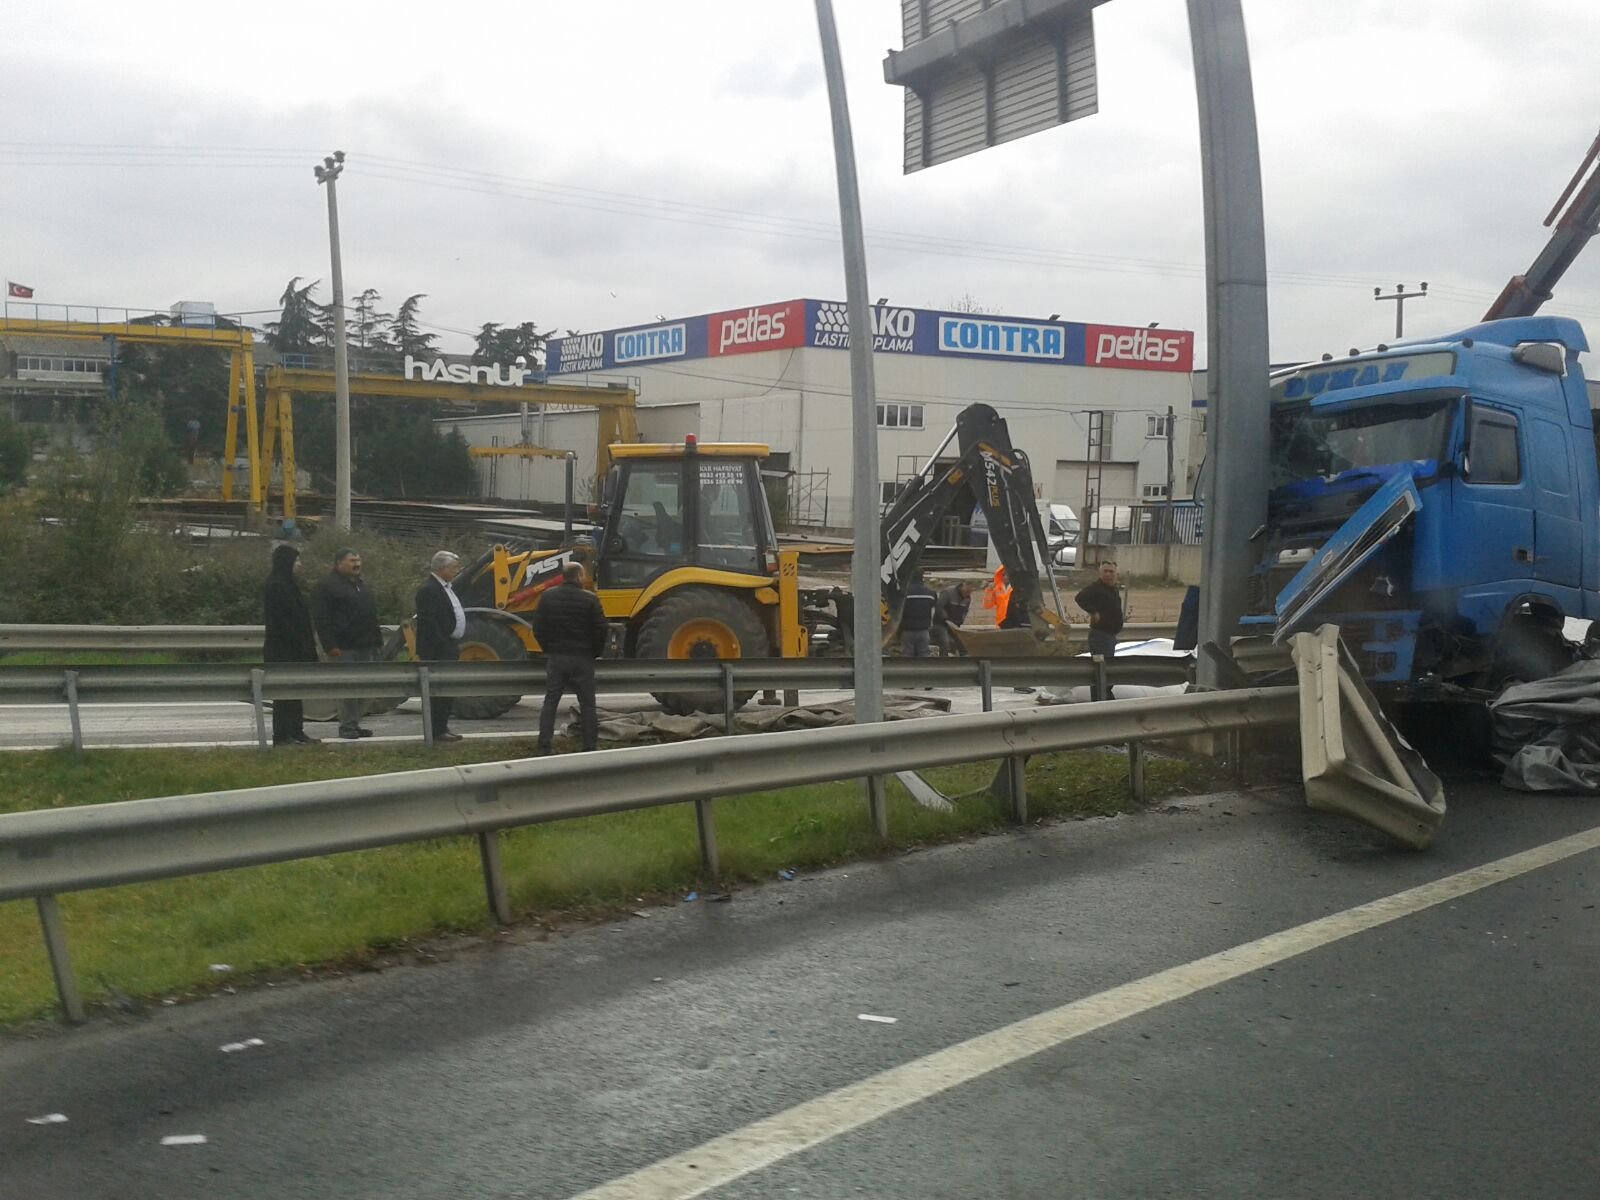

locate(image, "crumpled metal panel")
[[1490, 660, 1600, 792], [1290, 624, 1446, 848]]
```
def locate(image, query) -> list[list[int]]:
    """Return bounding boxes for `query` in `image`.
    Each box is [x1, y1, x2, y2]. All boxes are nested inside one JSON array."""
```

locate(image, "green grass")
[[0, 651, 212, 667], [0, 739, 1220, 1025]]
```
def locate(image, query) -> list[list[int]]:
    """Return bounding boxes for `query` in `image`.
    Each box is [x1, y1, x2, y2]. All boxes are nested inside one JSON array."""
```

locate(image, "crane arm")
[[1485, 127, 1600, 321]]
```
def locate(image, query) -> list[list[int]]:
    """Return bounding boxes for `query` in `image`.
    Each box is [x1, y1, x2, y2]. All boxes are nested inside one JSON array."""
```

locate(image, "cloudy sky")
[[3, 1, 1599, 364]]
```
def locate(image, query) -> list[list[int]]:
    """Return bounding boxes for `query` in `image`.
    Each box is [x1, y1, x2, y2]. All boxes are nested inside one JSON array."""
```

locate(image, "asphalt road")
[[4, 776, 1597, 1199]]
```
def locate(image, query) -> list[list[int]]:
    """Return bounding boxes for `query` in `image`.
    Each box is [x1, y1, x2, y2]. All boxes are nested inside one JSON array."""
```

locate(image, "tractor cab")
[[597, 439, 780, 589]]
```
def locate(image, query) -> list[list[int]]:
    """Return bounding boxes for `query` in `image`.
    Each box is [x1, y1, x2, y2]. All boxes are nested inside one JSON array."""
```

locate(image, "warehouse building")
[[437, 298, 1198, 535]]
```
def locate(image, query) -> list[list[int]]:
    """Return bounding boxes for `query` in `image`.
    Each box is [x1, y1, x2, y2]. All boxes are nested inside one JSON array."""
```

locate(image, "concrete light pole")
[[314, 150, 353, 531]]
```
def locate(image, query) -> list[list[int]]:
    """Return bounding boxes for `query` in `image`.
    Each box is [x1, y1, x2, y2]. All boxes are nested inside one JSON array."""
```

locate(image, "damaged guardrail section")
[[0, 686, 1294, 1023]]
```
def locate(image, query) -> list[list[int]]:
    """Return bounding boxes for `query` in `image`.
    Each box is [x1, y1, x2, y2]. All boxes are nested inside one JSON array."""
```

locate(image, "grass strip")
[[0, 738, 1220, 1026]]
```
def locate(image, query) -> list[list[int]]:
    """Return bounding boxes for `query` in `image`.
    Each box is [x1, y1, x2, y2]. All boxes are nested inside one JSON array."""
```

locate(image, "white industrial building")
[[438, 298, 1197, 533]]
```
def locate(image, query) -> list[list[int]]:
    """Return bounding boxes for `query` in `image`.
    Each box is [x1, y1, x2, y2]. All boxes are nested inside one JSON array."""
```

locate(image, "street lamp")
[[314, 150, 353, 531]]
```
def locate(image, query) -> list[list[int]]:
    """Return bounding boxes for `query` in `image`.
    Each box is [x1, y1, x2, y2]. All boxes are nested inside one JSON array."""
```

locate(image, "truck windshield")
[[1270, 399, 1453, 488]]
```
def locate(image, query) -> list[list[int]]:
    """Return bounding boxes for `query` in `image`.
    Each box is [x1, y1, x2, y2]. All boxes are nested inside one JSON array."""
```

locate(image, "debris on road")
[[219, 1038, 264, 1053], [208, 964, 233, 974], [777, 868, 796, 880], [857, 1013, 898, 1024], [683, 891, 698, 903], [160, 1135, 208, 1146], [26, 1113, 68, 1125]]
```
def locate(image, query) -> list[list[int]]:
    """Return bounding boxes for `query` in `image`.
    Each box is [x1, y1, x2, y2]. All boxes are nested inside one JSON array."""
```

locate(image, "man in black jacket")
[[311, 547, 384, 738], [931, 580, 974, 656], [262, 544, 319, 745], [415, 550, 465, 743], [899, 576, 937, 658], [1075, 560, 1125, 659], [532, 562, 609, 753]]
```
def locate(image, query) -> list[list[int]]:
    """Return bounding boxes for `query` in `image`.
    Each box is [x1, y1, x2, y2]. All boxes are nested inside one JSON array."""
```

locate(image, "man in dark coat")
[[899, 576, 937, 658], [532, 561, 609, 753], [311, 546, 384, 738], [262, 543, 319, 745], [931, 580, 974, 656], [414, 550, 465, 743], [1075, 560, 1125, 659]]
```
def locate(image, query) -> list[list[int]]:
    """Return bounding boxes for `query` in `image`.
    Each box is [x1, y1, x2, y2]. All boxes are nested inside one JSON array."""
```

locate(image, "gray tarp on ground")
[[575, 693, 953, 744], [1490, 660, 1600, 792]]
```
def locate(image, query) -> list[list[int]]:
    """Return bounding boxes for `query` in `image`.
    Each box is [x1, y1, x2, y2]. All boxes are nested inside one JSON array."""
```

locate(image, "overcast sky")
[[3, 1, 1600, 364]]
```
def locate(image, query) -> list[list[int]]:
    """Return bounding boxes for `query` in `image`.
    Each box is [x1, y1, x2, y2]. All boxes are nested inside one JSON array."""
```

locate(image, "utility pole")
[[814, 0, 886, 836], [1374, 281, 1427, 338], [1162, 404, 1176, 581], [314, 150, 352, 531]]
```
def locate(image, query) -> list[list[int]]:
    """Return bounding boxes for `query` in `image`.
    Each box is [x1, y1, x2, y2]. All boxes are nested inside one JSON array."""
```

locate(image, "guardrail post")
[[783, 688, 799, 707], [249, 668, 268, 749], [419, 667, 434, 747], [1228, 728, 1245, 786], [721, 664, 737, 735], [63, 670, 84, 753], [477, 831, 512, 925], [1092, 656, 1109, 703], [36, 896, 85, 1024], [979, 659, 994, 713], [1128, 739, 1147, 804]]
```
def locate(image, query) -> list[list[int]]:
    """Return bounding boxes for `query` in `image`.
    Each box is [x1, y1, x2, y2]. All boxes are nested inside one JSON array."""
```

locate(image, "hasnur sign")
[[404, 355, 531, 386]]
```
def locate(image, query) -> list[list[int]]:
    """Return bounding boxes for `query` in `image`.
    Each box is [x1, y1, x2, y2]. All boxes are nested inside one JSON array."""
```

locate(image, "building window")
[[1146, 414, 1171, 438], [876, 403, 924, 430], [16, 355, 104, 374], [1198, 414, 1207, 434], [1142, 484, 1169, 499]]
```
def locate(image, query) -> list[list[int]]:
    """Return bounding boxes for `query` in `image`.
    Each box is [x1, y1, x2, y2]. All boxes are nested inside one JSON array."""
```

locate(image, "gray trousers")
[[337, 646, 379, 730], [900, 629, 932, 658]]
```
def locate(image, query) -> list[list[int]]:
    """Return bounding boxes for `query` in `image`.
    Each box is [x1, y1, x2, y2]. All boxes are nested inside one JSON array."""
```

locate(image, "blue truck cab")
[[1248, 316, 1597, 693]]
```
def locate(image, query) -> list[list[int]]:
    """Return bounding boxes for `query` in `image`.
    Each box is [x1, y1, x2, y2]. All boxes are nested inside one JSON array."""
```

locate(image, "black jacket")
[[414, 574, 462, 662], [532, 581, 608, 658], [900, 582, 937, 632], [311, 570, 383, 652], [262, 548, 317, 663], [1074, 579, 1124, 636]]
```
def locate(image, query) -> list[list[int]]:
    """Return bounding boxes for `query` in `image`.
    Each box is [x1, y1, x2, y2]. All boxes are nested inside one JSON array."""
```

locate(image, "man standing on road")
[[533, 562, 609, 754], [931, 580, 974, 656], [899, 575, 937, 658], [1075, 560, 1125, 659], [312, 546, 384, 739], [262, 543, 319, 746], [414, 550, 465, 744]]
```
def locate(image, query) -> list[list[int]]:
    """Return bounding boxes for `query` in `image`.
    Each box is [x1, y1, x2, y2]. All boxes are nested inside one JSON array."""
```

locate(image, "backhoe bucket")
[[951, 625, 1081, 658], [1290, 624, 1446, 849]]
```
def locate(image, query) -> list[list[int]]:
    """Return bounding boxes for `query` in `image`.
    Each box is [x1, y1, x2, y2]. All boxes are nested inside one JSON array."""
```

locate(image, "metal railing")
[[0, 654, 1199, 750], [0, 684, 1297, 1022]]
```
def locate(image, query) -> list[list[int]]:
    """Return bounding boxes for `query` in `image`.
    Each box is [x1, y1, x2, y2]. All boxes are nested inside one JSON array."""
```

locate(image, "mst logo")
[[709, 301, 804, 357], [881, 519, 922, 585]]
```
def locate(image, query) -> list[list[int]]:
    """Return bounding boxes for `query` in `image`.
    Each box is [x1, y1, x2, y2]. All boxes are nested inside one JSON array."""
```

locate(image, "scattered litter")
[[707, 892, 732, 903], [161, 999, 177, 1006], [857, 1013, 898, 1024], [683, 892, 699, 903], [777, 869, 796, 881], [208, 964, 232, 974], [1003, 981, 1021, 988], [651, 977, 664, 983], [219, 1038, 264, 1054], [630, 911, 650, 919], [26, 1113, 67, 1125], [160, 1135, 208, 1146]]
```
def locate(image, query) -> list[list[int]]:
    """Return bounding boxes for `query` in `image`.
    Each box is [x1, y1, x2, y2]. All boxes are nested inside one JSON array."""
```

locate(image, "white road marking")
[[571, 823, 1600, 1200]]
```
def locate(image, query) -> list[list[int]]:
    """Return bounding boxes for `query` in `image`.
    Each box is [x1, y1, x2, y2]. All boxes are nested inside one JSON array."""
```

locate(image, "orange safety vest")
[[983, 567, 1012, 626]]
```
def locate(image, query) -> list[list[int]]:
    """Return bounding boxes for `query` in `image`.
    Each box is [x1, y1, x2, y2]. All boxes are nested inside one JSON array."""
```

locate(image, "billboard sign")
[[707, 301, 805, 357], [1084, 325, 1194, 373]]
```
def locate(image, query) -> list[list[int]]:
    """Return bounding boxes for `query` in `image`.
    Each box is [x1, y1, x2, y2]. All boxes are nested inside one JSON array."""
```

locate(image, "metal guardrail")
[[0, 684, 1297, 1022], [0, 654, 1199, 750], [0, 621, 1180, 655]]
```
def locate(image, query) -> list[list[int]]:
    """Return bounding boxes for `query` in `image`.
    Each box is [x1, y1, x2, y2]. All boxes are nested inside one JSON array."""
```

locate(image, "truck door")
[[1456, 403, 1533, 588], [1529, 417, 1582, 589]]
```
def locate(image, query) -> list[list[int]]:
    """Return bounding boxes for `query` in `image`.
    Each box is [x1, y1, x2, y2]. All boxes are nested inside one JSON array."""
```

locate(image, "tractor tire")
[[634, 587, 769, 716], [304, 629, 413, 724], [451, 615, 529, 720]]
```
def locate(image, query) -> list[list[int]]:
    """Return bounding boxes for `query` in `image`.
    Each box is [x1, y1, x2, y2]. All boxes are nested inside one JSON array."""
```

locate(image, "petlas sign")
[[708, 301, 804, 357], [1085, 325, 1194, 373]]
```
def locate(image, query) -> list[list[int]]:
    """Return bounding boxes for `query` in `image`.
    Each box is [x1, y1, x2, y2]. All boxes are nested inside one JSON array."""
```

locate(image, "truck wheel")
[[452, 615, 527, 720], [634, 587, 768, 716]]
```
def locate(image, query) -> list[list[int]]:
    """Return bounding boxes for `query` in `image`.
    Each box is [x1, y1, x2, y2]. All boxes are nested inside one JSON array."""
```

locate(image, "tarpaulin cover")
[[1490, 660, 1600, 792]]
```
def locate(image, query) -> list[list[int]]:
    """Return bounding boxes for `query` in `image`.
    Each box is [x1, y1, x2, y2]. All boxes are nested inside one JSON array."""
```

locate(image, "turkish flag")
[[7, 282, 34, 299]]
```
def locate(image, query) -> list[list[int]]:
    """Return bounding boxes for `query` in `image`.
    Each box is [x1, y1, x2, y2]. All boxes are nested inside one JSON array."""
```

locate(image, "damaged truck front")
[[1250, 315, 1600, 698]]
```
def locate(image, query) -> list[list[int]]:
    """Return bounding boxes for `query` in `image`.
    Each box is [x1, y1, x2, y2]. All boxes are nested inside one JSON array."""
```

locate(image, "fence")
[[0, 683, 1297, 1022]]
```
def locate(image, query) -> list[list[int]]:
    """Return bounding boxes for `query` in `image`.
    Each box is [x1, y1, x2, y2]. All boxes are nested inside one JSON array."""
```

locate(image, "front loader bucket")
[[1290, 624, 1446, 849], [951, 625, 1082, 658]]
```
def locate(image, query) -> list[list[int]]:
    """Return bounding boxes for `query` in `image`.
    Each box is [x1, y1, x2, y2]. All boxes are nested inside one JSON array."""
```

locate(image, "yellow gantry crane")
[[0, 315, 639, 523]]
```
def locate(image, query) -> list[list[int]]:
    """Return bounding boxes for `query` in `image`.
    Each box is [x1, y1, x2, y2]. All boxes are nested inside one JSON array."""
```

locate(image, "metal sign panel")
[[886, 0, 1102, 173]]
